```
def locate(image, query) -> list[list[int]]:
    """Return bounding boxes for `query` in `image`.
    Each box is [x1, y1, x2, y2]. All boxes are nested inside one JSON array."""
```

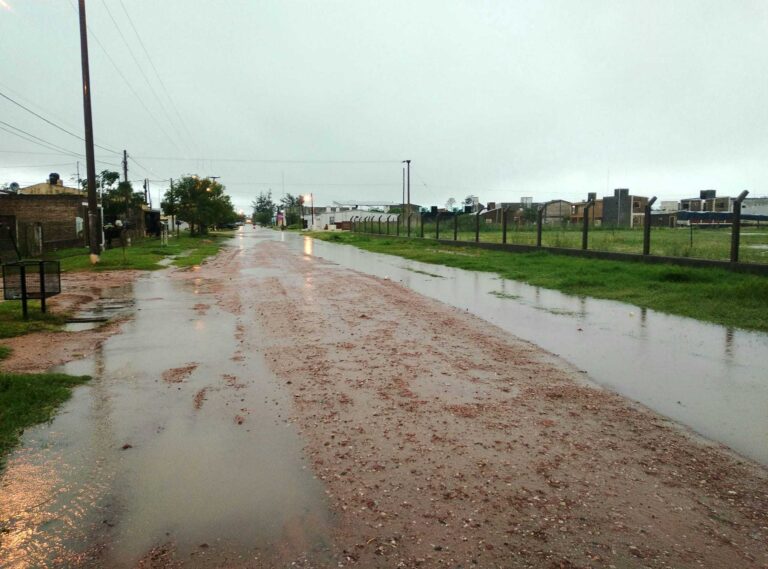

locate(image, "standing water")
[[283, 232, 768, 466]]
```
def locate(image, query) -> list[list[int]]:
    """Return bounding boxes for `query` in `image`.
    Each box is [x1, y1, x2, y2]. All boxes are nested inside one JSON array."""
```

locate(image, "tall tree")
[[162, 176, 237, 235], [252, 190, 275, 226], [280, 193, 304, 226]]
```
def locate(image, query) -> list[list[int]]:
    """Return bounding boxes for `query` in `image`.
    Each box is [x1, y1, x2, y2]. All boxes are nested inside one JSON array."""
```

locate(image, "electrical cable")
[[98, 0, 191, 154], [117, 0, 198, 152], [0, 120, 84, 158], [0, 89, 121, 155]]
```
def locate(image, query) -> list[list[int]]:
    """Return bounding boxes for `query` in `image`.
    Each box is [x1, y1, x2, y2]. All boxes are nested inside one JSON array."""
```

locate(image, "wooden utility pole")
[[78, 0, 100, 262], [122, 150, 128, 182]]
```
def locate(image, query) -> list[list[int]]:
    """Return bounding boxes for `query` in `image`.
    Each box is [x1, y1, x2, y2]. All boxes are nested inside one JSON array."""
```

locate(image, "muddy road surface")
[[1, 227, 766, 568]]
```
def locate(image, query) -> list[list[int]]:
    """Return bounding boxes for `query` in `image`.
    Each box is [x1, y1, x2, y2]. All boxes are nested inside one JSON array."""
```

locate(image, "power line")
[[64, 0, 183, 154], [117, 0, 198, 152], [128, 155, 162, 178], [0, 89, 121, 155], [98, 0, 190, 154], [132, 155, 401, 164], [0, 120, 83, 158]]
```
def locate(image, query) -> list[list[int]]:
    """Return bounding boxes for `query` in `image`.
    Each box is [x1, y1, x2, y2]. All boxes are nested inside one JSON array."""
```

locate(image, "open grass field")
[[380, 218, 768, 264], [312, 232, 768, 333]]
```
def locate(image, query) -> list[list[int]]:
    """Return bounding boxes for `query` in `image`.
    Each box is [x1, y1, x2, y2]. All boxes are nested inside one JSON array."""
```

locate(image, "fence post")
[[407, 214, 412, 237], [396, 214, 400, 236], [454, 214, 458, 241], [582, 199, 595, 250], [420, 214, 424, 238], [378, 215, 383, 234], [502, 207, 509, 244], [731, 190, 749, 263], [642, 196, 657, 255], [536, 206, 544, 247], [475, 212, 480, 243], [386, 217, 390, 235], [436, 213, 441, 240]]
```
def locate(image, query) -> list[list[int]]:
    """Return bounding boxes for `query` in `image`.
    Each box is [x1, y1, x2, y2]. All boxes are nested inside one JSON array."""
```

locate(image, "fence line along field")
[[384, 215, 768, 265]]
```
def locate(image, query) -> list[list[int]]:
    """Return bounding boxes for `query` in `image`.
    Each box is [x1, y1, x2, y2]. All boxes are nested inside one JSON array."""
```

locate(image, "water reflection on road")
[[0, 249, 331, 567], [285, 232, 768, 465]]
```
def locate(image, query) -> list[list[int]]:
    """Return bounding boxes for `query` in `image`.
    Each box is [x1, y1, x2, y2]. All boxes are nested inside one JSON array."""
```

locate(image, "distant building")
[[571, 198, 604, 225], [541, 200, 573, 224], [602, 189, 648, 228], [741, 197, 768, 216], [680, 190, 734, 213]]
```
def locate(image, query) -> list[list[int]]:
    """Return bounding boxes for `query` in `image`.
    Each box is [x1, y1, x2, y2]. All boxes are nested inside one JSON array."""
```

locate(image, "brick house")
[[0, 193, 89, 256]]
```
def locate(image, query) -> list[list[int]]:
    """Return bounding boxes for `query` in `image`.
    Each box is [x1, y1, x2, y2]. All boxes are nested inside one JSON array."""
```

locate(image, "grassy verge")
[[47, 232, 234, 272], [0, 301, 68, 339], [0, 367, 90, 466], [311, 233, 768, 332]]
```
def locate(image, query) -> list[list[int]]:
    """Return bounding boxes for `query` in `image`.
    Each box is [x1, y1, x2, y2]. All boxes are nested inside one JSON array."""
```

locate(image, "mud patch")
[[162, 363, 198, 384]]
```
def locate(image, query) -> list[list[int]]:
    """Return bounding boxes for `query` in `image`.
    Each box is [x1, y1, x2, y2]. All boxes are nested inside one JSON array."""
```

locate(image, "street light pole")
[[310, 193, 314, 228], [77, 0, 100, 263], [403, 160, 411, 235]]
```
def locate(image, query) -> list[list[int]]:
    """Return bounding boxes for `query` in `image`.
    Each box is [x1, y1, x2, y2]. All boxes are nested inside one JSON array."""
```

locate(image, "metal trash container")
[[2, 260, 61, 318]]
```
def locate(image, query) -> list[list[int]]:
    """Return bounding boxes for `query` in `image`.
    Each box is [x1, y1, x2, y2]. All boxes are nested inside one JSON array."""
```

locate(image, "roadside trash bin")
[[2, 260, 61, 319]]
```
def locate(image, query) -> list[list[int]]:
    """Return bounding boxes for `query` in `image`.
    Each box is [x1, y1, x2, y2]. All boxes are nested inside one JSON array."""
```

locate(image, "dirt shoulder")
[[0, 270, 141, 373], [213, 238, 767, 568]]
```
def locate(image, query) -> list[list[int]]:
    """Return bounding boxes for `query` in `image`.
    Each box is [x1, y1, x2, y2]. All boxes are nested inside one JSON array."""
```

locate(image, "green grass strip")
[[312, 233, 768, 333], [0, 372, 90, 466], [47, 233, 233, 272]]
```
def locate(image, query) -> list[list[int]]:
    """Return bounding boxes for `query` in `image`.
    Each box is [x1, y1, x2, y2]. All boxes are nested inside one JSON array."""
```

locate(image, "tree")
[[280, 193, 304, 226], [252, 190, 276, 226], [162, 176, 237, 236], [102, 180, 144, 220], [445, 197, 456, 211], [81, 169, 120, 193]]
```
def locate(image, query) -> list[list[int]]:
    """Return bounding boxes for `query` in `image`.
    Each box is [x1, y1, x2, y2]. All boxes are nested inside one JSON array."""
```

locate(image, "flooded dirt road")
[[1, 226, 766, 568], [283, 234, 768, 465]]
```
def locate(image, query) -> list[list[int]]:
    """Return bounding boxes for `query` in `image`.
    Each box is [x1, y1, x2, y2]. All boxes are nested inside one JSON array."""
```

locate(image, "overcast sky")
[[2, 0, 767, 212]]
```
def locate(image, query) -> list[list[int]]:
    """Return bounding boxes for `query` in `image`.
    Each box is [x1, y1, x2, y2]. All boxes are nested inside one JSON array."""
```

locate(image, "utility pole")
[[78, 0, 100, 262], [402, 159, 411, 235], [122, 149, 128, 182]]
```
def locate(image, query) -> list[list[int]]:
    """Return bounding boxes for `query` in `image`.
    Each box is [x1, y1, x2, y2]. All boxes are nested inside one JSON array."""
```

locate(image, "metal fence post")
[[642, 196, 657, 255], [386, 217, 390, 235], [397, 214, 400, 236], [436, 213, 441, 240], [731, 190, 749, 263], [536, 206, 544, 247], [582, 199, 595, 250], [378, 215, 383, 234], [407, 214, 412, 237], [420, 214, 424, 238], [454, 214, 458, 241], [19, 263, 28, 320], [475, 212, 480, 243], [502, 207, 509, 244]]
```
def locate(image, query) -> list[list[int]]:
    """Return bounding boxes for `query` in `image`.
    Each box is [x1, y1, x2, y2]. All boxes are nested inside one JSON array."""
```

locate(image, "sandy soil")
[[200, 239, 767, 569], [0, 270, 141, 373]]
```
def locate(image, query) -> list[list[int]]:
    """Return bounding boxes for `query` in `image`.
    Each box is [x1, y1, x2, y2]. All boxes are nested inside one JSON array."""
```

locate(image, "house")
[[571, 196, 604, 225], [602, 189, 648, 228], [18, 173, 84, 196], [680, 190, 735, 214], [540, 200, 572, 224], [0, 192, 89, 256], [302, 206, 398, 230], [742, 197, 768, 217]]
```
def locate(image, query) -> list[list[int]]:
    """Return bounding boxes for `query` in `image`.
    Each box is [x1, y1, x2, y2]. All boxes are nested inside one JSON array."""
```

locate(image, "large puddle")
[[0, 268, 332, 567], [279, 231, 768, 466]]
